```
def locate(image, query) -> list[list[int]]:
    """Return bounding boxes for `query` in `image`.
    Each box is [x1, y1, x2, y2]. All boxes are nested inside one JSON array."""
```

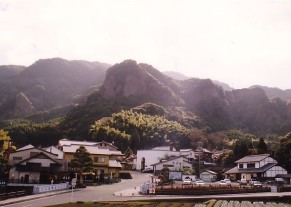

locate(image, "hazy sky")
[[1, 0, 291, 89]]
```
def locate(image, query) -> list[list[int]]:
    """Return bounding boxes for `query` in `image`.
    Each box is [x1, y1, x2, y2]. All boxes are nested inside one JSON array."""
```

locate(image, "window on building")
[[239, 164, 243, 168], [30, 152, 39, 157], [163, 164, 174, 167], [94, 157, 105, 163], [13, 156, 22, 161], [247, 163, 255, 168]]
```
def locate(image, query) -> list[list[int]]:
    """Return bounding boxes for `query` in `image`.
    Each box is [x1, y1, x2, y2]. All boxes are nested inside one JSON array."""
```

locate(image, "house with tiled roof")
[[225, 154, 287, 181], [151, 155, 193, 175], [58, 139, 124, 181], [8, 145, 67, 184], [58, 139, 118, 151]]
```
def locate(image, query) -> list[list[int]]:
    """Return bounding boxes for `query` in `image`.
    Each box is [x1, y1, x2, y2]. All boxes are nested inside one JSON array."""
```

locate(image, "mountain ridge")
[[1, 58, 291, 150], [0, 58, 109, 119], [60, 60, 291, 140]]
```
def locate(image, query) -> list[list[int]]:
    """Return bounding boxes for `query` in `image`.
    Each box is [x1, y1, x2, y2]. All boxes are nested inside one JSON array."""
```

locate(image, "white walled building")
[[151, 156, 193, 173], [225, 154, 287, 181], [9, 145, 67, 184], [136, 147, 180, 171]]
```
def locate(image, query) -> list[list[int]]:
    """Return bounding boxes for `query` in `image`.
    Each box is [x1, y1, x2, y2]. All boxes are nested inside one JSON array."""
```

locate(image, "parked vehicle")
[[219, 179, 231, 186], [195, 180, 205, 186], [275, 178, 284, 186], [142, 167, 153, 173], [239, 179, 247, 186], [183, 177, 192, 185], [249, 178, 257, 185], [252, 181, 262, 187]]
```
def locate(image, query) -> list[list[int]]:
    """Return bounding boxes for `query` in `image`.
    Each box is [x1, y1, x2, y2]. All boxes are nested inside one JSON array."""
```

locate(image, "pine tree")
[[70, 146, 93, 184], [256, 138, 268, 154]]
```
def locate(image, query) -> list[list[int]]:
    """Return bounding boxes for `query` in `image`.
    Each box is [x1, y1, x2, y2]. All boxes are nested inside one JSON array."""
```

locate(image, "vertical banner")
[[149, 180, 155, 194]]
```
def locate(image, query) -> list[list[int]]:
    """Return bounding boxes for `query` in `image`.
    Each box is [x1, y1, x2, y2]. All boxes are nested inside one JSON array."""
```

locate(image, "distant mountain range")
[[61, 59, 291, 138], [1, 58, 291, 147], [164, 70, 291, 100], [0, 58, 110, 119]]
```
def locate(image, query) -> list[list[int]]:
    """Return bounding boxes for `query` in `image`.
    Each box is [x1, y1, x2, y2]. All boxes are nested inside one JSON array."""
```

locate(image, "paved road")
[[1, 171, 151, 207], [2, 172, 291, 207]]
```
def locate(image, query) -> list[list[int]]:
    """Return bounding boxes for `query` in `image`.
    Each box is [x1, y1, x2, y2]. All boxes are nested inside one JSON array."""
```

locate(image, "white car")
[[249, 179, 257, 185], [252, 181, 262, 187], [183, 177, 192, 185], [239, 179, 247, 186], [219, 179, 231, 186], [195, 180, 205, 186], [224, 179, 231, 186]]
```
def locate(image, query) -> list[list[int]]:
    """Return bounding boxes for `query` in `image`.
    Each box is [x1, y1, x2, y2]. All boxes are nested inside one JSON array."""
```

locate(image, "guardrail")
[[33, 183, 69, 194]]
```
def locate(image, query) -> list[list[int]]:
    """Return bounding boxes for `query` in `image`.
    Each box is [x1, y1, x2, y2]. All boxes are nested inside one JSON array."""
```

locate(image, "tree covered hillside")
[[90, 109, 190, 152], [0, 58, 109, 119], [1, 59, 291, 161]]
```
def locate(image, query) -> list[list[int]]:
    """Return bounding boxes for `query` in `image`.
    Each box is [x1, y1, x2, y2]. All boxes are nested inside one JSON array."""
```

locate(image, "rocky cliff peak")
[[101, 60, 181, 106]]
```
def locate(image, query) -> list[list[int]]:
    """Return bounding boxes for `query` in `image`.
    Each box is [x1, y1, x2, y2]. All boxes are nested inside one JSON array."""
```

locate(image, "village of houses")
[[4, 137, 291, 196]]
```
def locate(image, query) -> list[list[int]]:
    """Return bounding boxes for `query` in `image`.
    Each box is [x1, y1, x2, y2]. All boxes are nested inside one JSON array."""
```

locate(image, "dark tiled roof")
[[235, 154, 270, 163], [275, 174, 291, 178], [225, 163, 276, 174]]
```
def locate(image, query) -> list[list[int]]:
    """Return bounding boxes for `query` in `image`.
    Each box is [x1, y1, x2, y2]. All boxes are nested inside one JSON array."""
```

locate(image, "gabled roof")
[[151, 155, 191, 166], [11, 145, 59, 158], [43, 146, 63, 153], [97, 141, 118, 149], [62, 145, 123, 156], [43, 146, 64, 158], [109, 160, 122, 168], [235, 154, 270, 163], [225, 163, 276, 174], [15, 152, 61, 166], [16, 144, 34, 151], [201, 169, 217, 175], [59, 139, 118, 150]]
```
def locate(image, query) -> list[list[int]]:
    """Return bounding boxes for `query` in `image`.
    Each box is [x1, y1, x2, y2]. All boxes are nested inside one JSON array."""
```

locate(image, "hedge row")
[[155, 186, 270, 195]]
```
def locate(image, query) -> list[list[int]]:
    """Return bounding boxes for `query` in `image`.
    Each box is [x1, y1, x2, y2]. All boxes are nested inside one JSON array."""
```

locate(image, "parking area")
[[165, 179, 274, 189]]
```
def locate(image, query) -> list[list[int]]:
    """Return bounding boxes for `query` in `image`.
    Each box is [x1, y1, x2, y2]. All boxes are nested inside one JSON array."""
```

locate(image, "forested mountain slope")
[[0, 58, 109, 119], [2, 59, 291, 151]]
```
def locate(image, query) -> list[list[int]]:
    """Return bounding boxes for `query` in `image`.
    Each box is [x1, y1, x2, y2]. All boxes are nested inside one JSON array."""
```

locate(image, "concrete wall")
[[33, 183, 69, 194]]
